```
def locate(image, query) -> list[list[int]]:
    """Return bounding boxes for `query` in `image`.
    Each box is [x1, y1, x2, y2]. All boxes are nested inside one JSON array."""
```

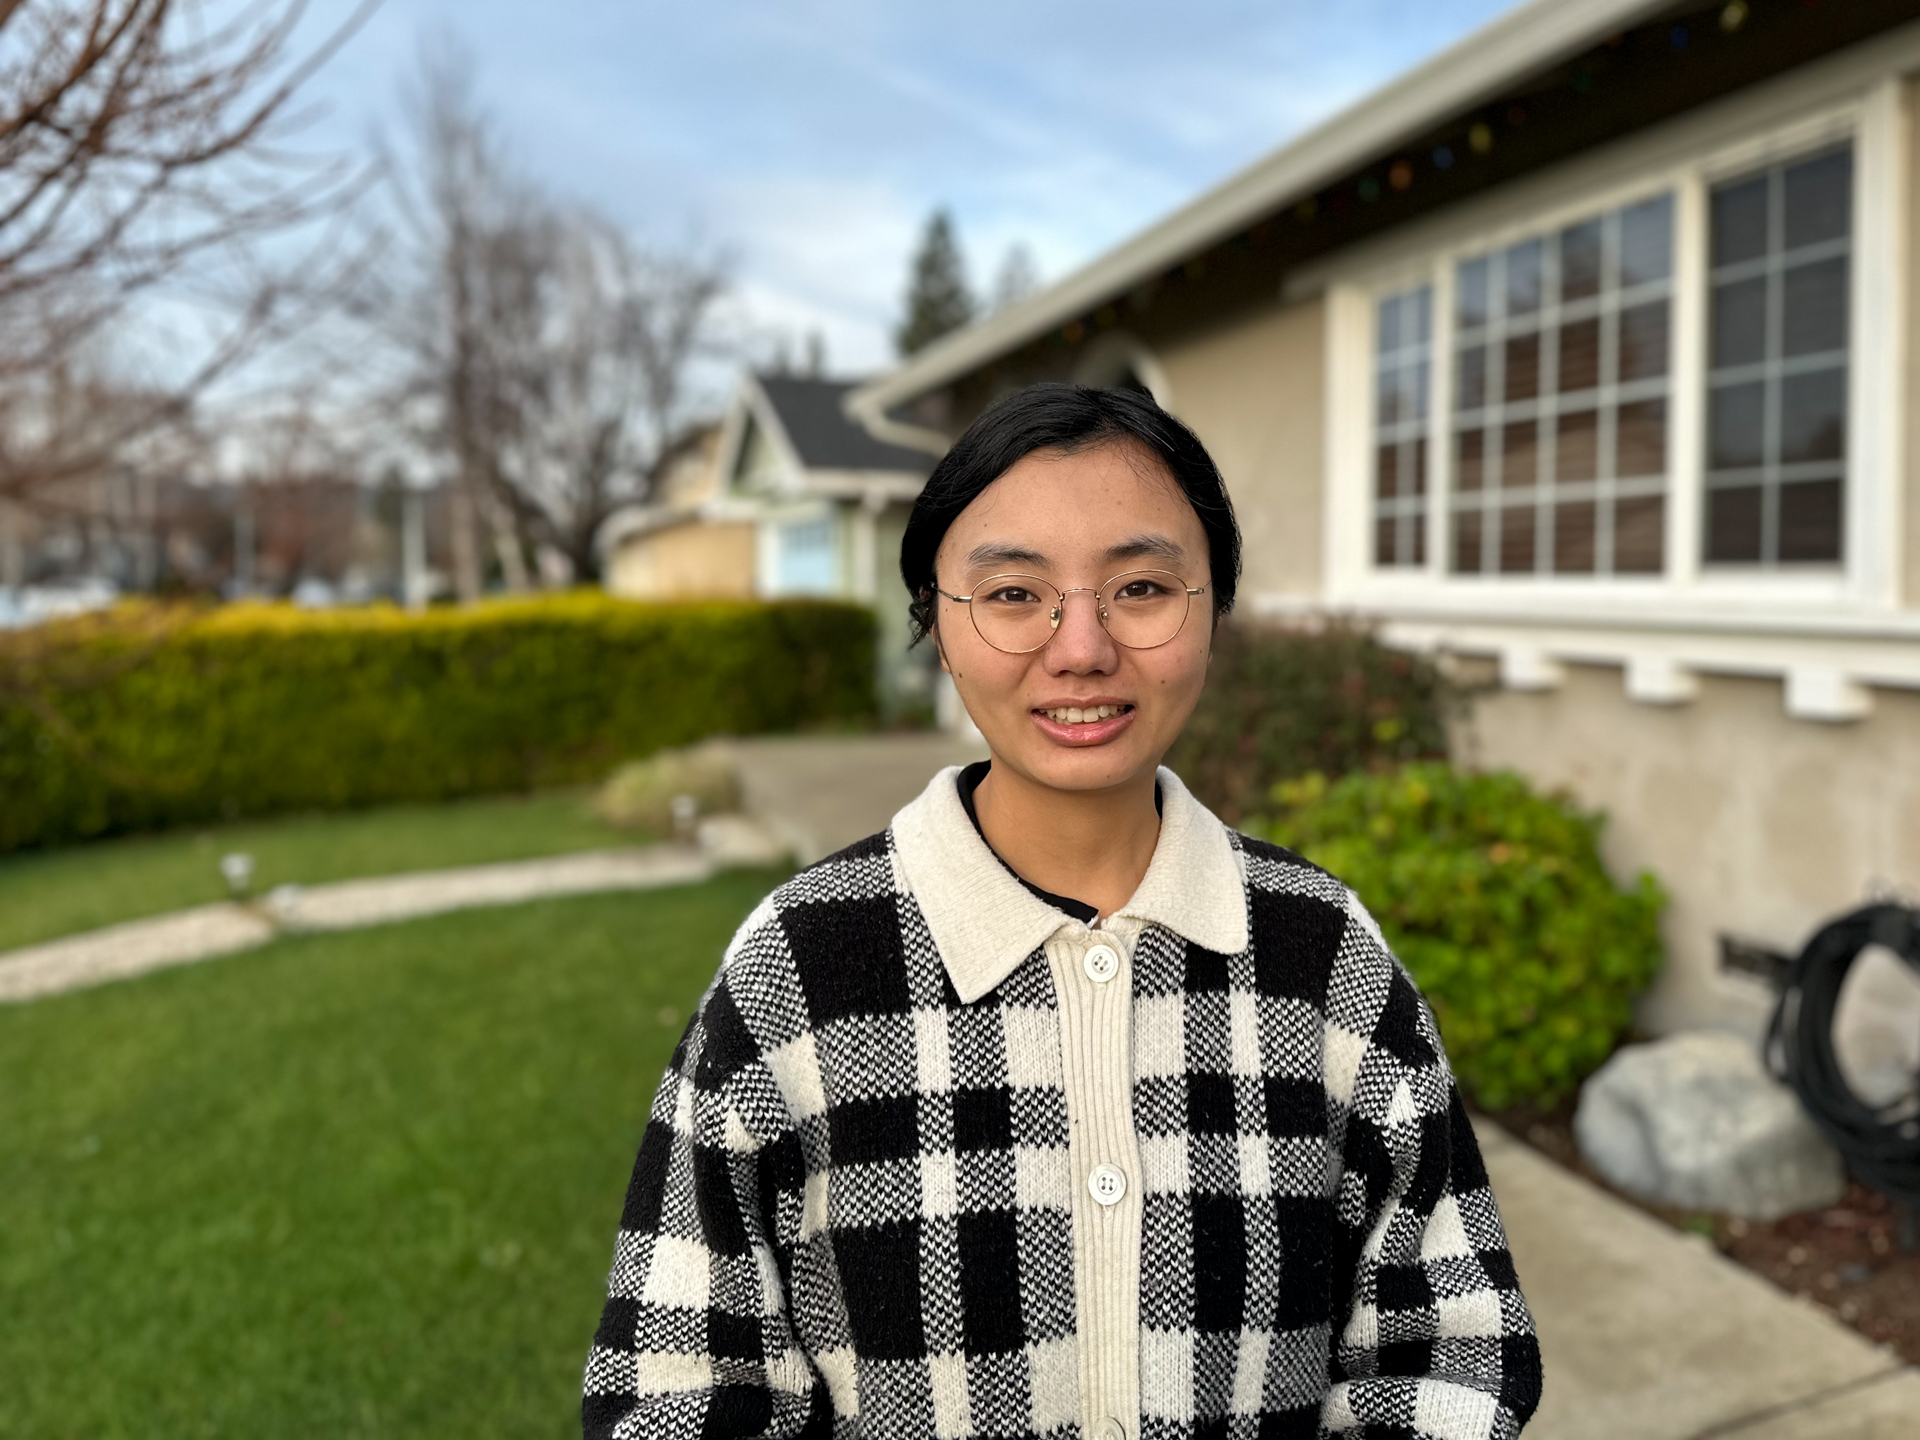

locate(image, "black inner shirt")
[[955, 759, 1162, 926]]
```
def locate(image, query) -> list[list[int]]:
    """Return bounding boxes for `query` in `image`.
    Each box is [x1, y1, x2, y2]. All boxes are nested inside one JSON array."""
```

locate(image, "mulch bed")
[[1485, 1099, 1920, 1366]]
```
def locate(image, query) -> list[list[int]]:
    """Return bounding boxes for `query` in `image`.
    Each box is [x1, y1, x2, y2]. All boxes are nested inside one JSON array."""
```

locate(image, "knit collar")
[[890, 762, 1249, 1004]]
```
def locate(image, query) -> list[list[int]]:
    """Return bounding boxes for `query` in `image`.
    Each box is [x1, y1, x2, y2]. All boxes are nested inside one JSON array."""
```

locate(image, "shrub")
[[0, 595, 874, 853], [595, 743, 742, 836], [1166, 620, 1451, 824], [1246, 763, 1666, 1109]]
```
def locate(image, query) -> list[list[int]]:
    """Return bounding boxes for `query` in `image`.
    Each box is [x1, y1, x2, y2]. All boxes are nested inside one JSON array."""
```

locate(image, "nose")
[[1044, 587, 1118, 673]]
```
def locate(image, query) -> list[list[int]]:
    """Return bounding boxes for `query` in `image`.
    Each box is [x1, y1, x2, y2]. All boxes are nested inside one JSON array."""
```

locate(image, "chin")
[[1004, 732, 1161, 792]]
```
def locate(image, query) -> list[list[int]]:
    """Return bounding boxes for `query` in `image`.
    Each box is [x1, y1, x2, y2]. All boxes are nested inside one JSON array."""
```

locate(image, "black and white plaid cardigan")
[[584, 766, 1541, 1439]]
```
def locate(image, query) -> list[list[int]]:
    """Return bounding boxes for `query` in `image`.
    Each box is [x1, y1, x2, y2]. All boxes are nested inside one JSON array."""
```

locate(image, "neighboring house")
[[599, 423, 755, 600], [600, 371, 937, 710], [849, 0, 1920, 1040]]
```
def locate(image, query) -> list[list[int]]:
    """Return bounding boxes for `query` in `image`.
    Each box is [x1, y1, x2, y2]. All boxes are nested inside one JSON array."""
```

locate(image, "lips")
[[1029, 701, 1136, 747]]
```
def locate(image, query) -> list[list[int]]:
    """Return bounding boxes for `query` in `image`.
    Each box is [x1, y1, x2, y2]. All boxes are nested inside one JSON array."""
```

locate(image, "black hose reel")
[[1763, 903, 1920, 1249]]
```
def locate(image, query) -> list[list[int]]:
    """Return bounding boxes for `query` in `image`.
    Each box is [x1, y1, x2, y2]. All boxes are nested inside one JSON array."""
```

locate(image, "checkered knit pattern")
[[583, 828, 1541, 1439]]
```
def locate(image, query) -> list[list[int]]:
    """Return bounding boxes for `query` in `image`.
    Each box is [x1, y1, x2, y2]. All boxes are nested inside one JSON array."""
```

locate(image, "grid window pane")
[[1374, 516, 1398, 566], [1704, 144, 1851, 565], [1555, 410, 1598, 483], [1554, 500, 1596, 573], [1506, 239, 1544, 314], [1499, 506, 1536, 572], [1783, 149, 1852, 250], [1456, 345, 1487, 409], [1620, 196, 1674, 286], [1618, 303, 1670, 381], [1614, 495, 1666, 573], [1706, 485, 1764, 562], [1779, 479, 1842, 562], [1711, 277, 1767, 368], [1452, 508, 1484, 572], [1456, 429, 1485, 491], [1709, 383, 1765, 469], [1711, 178, 1768, 266], [1504, 333, 1540, 402], [1558, 318, 1601, 393], [1780, 369, 1846, 463], [1501, 421, 1538, 489], [1370, 283, 1431, 568], [1561, 221, 1602, 301], [1617, 399, 1667, 477], [1782, 258, 1848, 357], [1448, 192, 1674, 576], [1456, 258, 1490, 329]]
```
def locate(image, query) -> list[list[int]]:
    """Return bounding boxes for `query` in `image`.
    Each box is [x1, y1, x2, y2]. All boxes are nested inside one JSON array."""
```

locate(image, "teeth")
[[1044, 704, 1126, 724]]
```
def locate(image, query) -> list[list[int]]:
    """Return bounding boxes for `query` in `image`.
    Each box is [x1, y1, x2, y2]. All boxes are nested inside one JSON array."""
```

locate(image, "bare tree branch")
[[0, 1, 376, 508]]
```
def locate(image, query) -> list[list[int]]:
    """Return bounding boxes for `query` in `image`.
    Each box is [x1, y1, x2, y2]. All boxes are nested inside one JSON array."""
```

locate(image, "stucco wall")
[[1456, 663, 1920, 1039], [605, 522, 756, 600], [1154, 296, 1326, 601]]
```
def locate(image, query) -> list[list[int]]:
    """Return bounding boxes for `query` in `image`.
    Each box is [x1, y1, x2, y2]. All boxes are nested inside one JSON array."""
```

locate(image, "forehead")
[[937, 443, 1203, 568]]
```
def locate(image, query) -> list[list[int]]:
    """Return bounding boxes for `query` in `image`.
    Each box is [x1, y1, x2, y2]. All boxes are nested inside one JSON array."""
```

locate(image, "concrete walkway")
[[0, 732, 985, 1004], [0, 846, 716, 1003], [1477, 1119, 1917, 1438], [3, 731, 1913, 1433]]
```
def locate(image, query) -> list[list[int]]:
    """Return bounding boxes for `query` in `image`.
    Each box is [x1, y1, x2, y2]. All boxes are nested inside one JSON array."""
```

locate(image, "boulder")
[[1573, 1031, 1846, 1221]]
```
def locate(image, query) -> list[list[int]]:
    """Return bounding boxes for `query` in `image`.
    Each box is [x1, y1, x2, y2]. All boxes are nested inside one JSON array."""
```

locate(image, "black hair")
[[900, 382, 1241, 645]]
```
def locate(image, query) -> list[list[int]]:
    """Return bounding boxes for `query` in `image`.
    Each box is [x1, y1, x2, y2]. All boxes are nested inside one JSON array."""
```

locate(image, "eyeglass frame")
[[935, 568, 1211, 654]]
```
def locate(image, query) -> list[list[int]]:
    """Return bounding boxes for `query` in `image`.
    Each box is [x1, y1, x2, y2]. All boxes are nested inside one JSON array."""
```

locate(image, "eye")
[[984, 585, 1042, 605], [1114, 578, 1172, 600]]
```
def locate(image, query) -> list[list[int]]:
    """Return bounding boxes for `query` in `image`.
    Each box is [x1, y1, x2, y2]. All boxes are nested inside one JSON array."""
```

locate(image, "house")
[[600, 371, 937, 711], [848, 0, 1920, 1040]]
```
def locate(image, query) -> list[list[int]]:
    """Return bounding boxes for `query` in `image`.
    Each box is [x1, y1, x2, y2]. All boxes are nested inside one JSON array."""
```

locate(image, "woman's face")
[[931, 441, 1213, 796]]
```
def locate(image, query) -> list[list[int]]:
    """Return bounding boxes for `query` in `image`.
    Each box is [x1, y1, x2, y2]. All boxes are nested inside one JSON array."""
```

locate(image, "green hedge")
[[0, 596, 876, 853], [1248, 763, 1666, 1109], [1165, 620, 1452, 824]]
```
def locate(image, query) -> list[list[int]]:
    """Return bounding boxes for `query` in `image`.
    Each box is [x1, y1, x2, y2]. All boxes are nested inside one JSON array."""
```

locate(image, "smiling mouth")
[[1036, 703, 1133, 725]]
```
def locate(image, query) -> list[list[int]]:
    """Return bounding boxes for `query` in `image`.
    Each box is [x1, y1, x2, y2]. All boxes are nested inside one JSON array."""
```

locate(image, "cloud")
[[297, 0, 1520, 374]]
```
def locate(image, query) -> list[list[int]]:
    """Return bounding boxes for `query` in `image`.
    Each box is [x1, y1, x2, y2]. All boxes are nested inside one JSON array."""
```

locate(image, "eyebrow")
[[1104, 533, 1186, 564], [963, 533, 1188, 573], [965, 542, 1049, 570]]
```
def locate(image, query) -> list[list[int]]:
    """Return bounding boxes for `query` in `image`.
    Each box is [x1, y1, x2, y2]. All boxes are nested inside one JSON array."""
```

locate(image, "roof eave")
[[847, 0, 1675, 419]]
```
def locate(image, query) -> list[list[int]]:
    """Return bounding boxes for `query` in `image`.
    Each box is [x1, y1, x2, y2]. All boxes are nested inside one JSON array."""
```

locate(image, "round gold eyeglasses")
[[937, 569, 1209, 654]]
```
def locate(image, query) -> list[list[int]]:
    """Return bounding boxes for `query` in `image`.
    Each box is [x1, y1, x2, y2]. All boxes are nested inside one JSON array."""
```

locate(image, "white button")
[[1083, 943, 1120, 983], [1087, 1163, 1127, 1206], [1091, 1419, 1126, 1440]]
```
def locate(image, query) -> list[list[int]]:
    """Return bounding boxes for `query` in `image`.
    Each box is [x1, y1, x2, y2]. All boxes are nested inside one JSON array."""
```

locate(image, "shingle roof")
[[755, 375, 932, 474]]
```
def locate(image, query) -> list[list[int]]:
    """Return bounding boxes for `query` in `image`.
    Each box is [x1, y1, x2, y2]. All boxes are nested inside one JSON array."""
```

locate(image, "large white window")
[[1316, 66, 1917, 718], [1339, 88, 1895, 612]]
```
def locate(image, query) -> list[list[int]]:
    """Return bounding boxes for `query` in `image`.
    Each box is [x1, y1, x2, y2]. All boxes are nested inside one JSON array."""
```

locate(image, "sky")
[[291, 0, 1518, 376]]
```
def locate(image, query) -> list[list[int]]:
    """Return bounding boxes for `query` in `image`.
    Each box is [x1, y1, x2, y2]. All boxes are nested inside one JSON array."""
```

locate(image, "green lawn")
[[0, 872, 782, 1439], [0, 790, 636, 954]]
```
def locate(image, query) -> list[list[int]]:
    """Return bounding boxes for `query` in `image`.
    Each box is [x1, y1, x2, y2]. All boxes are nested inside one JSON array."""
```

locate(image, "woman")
[[583, 384, 1542, 1439]]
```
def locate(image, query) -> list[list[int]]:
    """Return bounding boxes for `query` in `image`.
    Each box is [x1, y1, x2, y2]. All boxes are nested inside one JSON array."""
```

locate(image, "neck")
[[973, 756, 1161, 920]]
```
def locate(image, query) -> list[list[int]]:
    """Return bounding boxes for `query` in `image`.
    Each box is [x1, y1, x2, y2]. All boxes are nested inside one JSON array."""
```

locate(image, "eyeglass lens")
[[966, 570, 1194, 653]]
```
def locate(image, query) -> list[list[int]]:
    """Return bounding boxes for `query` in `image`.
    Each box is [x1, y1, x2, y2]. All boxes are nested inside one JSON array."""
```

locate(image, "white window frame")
[[1317, 62, 1910, 634]]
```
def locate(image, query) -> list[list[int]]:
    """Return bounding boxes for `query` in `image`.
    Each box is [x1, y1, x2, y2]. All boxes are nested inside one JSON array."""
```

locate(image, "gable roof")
[[754, 374, 932, 473], [849, 0, 1686, 420]]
